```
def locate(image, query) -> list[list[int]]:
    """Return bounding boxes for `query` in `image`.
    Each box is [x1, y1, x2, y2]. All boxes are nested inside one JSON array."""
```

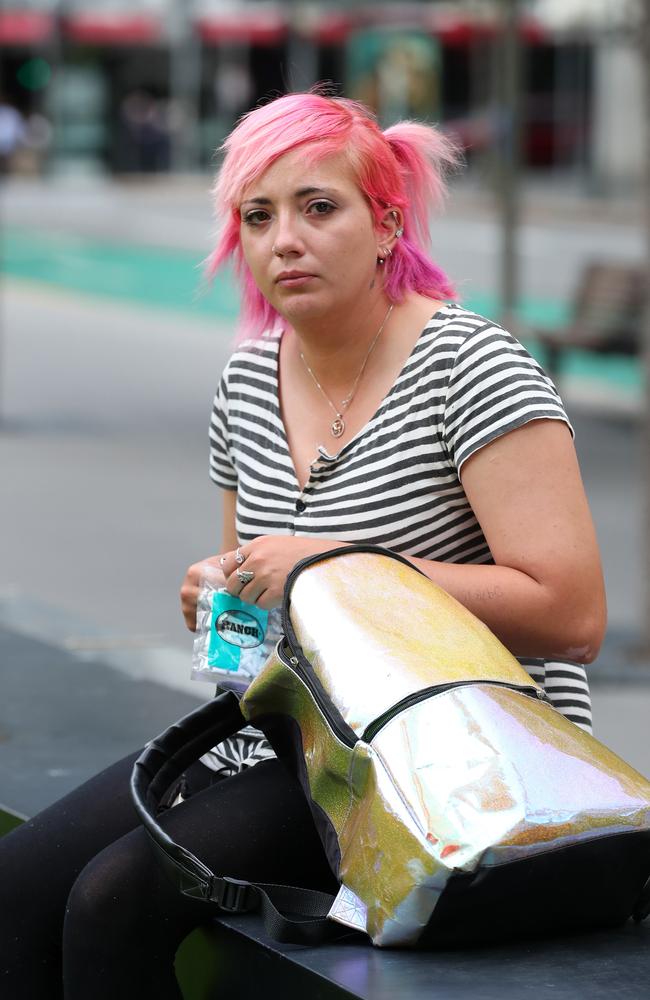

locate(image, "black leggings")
[[0, 753, 337, 999]]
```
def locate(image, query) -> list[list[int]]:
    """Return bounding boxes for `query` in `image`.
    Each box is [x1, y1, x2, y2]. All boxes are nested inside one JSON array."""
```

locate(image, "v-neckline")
[[273, 304, 452, 491]]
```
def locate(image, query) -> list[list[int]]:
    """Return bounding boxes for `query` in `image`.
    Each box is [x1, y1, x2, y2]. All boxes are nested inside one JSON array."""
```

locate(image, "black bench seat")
[[176, 911, 650, 1000]]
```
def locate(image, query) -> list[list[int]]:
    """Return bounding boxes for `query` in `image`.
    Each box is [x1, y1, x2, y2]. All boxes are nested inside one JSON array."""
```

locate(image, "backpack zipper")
[[276, 640, 358, 748], [279, 546, 545, 749], [361, 680, 544, 743], [278, 640, 543, 749]]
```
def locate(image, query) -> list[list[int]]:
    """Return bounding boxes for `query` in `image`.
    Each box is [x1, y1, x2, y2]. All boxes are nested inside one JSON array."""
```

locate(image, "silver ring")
[[236, 568, 255, 586], [235, 547, 246, 566]]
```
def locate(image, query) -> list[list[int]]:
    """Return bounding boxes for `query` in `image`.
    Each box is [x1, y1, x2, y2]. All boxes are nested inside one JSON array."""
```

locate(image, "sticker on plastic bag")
[[192, 573, 276, 684], [208, 592, 268, 671]]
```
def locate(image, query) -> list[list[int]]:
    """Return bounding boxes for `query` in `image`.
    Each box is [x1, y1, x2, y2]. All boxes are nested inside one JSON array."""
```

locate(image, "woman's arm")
[[189, 422, 606, 664], [179, 489, 239, 631], [220, 489, 238, 551], [407, 419, 606, 663]]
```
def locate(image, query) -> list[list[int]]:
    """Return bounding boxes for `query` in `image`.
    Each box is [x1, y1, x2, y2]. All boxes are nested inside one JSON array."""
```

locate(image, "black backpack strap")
[[131, 691, 249, 899], [207, 877, 344, 944], [633, 877, 650, 922], [131, 691, 349, 945]]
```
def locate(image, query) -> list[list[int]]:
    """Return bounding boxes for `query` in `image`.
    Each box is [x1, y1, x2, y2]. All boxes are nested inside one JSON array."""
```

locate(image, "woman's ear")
[[377, 208, 404, 244]]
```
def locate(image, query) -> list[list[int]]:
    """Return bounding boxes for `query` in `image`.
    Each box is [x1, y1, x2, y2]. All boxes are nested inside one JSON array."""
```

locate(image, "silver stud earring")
[[395, 227, 404, 238]]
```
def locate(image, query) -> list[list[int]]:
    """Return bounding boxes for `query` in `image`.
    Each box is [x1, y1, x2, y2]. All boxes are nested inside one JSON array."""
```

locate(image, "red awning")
[[197, 13, 287, 46], [0, 11, 54, 45], [424, 11, 547, 45], [307, 13, 352, 45], [62, 13, 162, 46]]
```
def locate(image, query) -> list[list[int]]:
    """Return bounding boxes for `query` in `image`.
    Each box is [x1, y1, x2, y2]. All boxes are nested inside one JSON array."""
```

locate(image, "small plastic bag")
[[192, 567, 275, 684]]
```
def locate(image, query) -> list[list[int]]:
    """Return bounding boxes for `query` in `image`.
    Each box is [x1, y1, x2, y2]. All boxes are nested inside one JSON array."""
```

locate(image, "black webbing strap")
[[208, 876, 346, 945]]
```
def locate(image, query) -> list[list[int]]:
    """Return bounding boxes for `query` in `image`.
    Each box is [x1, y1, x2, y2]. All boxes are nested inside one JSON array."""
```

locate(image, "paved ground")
[[1, 176, 650, 818]]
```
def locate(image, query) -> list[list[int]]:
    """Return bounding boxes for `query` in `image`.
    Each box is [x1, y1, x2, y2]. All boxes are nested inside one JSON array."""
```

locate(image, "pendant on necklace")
[[331, 416, 345, 438]]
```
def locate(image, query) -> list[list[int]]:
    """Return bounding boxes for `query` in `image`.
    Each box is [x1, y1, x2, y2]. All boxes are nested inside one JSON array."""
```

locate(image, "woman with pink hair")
[[0, 91, 605, 998]]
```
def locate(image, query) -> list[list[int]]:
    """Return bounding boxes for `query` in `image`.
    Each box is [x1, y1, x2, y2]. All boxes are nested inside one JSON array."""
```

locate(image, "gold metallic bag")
[[133, 546, 650, 947]]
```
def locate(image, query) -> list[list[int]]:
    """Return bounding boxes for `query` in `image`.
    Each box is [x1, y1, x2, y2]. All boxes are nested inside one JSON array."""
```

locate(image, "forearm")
[[405, 556, 605, 663]]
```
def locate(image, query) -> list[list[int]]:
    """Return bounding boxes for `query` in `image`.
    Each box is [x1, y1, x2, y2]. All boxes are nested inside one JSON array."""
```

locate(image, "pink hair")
[[205, 91, 460, 340]]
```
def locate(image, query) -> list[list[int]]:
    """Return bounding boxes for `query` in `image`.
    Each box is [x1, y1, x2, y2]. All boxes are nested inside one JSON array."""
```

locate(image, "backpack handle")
[[130, 691, 344, 944], [131, 691, 246, 900]]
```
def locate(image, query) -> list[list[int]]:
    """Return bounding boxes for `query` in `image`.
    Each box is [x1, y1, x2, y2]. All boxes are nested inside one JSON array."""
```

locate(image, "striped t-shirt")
[[208, 304, 592, 734]]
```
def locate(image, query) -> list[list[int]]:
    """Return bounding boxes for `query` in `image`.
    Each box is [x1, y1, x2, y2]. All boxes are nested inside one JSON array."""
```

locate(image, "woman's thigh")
[[0, 749, 144, 996], [62, 759, 337, 997]]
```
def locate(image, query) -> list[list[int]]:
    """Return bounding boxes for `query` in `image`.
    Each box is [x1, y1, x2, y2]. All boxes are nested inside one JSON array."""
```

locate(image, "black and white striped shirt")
[[208, 304, 592, 733]]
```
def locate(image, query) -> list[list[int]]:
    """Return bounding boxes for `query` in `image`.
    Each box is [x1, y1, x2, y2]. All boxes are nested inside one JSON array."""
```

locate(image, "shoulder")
[[220, 333, 282, 389], [420, 304, 519, 347], [419, 304, 548, 376]]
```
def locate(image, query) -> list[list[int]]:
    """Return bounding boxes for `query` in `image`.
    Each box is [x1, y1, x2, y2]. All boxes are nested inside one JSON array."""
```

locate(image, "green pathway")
[[2, 226, 641, 393]]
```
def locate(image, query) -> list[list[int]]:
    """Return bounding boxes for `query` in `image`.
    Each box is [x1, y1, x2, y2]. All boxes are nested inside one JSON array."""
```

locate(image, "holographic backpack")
[[132, 546, 650, 947]]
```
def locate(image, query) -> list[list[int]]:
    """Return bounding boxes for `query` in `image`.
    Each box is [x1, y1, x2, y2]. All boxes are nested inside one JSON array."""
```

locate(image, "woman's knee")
[[65, 828, 155, 936]]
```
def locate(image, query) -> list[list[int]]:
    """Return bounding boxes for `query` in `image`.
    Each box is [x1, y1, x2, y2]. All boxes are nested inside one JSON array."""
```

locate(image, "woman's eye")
[[243, 210, 270, 226], [307, 200, 335, 216]]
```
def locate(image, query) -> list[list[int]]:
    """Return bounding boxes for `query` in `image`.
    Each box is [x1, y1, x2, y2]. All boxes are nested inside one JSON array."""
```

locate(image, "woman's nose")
[[271, 213, 303, 257]]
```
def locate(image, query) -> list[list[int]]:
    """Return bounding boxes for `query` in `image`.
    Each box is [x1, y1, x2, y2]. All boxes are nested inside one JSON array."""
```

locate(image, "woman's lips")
[[276, 273, 315, 287]]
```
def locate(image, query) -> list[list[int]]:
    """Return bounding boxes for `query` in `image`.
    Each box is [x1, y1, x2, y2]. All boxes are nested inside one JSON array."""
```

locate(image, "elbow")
[[552, 603, 607, 665]]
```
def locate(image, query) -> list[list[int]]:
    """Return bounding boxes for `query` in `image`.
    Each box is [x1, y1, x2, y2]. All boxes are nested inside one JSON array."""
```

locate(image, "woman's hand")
[[220, 536, 345, 610], [180, 556, 227, 631]]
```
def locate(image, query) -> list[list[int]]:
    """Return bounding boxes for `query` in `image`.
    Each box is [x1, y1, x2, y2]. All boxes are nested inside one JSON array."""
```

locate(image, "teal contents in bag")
[[192, 578, 276, 684], [208, 591, 268, 672]]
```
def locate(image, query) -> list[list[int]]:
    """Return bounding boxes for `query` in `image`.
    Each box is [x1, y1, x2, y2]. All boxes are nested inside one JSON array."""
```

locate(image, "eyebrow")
[[240, 186, 339, 208]]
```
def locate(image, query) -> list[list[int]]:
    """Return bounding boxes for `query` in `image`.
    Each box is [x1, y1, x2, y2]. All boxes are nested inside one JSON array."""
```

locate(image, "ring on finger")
[[236, 568, 255, 586], [235, 547, 246, 566]]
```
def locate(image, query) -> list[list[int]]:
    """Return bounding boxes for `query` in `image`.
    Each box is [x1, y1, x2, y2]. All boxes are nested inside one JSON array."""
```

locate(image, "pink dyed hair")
[[206, 90, 460, 339]]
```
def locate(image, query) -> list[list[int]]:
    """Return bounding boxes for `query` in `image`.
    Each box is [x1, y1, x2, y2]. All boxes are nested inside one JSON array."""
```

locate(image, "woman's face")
[[238, 148, 383, 325]]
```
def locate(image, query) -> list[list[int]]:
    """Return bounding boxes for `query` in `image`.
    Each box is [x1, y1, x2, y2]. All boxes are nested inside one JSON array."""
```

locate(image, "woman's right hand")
[[180, 556, 226, 632]]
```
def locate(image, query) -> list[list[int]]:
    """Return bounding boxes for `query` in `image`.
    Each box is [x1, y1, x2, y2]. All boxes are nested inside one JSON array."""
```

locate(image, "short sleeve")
[[209, 372, 238, 491], [443, 322, 573, 474]]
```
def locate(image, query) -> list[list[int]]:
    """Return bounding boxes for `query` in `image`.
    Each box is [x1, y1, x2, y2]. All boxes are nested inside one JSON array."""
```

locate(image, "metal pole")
[[640, 0, 650, 653], [286, 3, 318, 92], [499, 0, 522, 334], [168, 0, 201, 173]]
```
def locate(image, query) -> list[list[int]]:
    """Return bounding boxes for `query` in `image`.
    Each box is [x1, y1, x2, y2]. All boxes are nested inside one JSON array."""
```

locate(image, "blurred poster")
[[346, 30, 440, 125]]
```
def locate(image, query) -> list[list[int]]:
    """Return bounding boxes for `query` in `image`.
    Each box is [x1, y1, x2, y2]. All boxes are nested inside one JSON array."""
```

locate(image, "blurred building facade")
[[0, 0, 645, 191]]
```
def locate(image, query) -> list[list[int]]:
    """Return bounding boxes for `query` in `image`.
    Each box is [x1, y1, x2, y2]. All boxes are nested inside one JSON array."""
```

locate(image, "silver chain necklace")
[[299, 304, 394, 439]]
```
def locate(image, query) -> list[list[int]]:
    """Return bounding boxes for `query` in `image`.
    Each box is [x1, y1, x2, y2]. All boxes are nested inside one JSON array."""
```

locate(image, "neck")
[[290, 296, 393, 382]]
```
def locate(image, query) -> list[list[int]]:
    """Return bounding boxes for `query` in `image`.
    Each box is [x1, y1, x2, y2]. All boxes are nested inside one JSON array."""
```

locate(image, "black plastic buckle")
[[214, 876, 255, 913]]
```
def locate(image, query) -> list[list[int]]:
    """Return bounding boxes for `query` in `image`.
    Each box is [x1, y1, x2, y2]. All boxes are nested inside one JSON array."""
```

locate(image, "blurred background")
[[1, 0, 650, 818]]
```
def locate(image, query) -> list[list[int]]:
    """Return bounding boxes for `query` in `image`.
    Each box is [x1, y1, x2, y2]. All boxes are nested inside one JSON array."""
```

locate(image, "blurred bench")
[[535, 261, 646, 382]]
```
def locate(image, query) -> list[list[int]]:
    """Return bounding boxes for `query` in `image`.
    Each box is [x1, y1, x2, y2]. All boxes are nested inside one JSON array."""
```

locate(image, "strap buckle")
[[214, 876, 256, 913]]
